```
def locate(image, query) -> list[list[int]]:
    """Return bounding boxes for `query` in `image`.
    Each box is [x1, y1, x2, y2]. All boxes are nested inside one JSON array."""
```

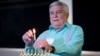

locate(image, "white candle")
[[33, 28, 36, 41]]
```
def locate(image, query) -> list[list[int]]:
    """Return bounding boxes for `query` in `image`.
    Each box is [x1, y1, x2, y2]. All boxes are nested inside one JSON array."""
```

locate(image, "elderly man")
[[22, 1, 84, 56]]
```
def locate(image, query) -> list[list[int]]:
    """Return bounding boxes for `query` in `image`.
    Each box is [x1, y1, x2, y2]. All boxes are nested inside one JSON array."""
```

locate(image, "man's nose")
[[53, 13, 58, 18]]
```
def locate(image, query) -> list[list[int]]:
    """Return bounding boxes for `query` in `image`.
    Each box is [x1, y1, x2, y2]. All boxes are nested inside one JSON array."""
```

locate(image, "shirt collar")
[[49, 22, 71, 31]]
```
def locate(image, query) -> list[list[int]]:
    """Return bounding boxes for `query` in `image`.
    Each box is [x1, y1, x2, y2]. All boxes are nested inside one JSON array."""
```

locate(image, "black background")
[[0, 0, 99, 51]]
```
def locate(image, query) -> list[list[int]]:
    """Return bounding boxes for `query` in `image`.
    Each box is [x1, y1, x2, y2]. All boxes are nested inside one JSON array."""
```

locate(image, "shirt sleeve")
[[54, 25, 84, 56], [24, 45, 34, 54]]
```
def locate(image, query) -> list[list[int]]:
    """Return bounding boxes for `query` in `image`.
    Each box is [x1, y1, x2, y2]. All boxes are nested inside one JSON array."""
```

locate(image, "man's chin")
[[52, 25, 61, 29]]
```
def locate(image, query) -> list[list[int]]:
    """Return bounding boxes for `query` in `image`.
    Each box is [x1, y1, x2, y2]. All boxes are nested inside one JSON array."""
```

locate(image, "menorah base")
[[20, 48, 51, 56]]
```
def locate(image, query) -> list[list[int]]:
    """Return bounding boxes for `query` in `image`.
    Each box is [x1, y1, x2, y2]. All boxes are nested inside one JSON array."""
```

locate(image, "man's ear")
[[65, 12, 69, 22], [66, 12, 69, 19]]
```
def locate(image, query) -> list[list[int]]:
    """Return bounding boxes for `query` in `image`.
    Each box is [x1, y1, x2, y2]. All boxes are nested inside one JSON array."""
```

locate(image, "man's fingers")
[[28, 30, 33, 36], [23, 34, 31, 42], [34, 40, 47, 49], [26, 31, 32, 37]]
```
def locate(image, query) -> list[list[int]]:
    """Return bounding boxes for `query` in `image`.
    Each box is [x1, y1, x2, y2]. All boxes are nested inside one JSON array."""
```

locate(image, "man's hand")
[[22, 30, 34, 46], [34, 39, 52, 52]]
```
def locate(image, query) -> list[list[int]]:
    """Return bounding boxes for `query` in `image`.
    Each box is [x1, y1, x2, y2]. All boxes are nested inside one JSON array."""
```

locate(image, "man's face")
[[49, 5, 68, 29]]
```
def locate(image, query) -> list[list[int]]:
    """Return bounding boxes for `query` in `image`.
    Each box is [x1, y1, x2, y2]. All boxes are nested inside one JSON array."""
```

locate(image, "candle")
[[33, 28, 36, 41]]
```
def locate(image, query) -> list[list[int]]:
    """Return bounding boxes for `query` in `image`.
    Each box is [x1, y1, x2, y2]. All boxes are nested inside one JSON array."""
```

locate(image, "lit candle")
[[33, 28, 36, 41]]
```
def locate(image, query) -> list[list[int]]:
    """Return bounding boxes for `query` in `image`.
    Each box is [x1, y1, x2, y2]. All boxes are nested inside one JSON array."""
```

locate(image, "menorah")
[[20, 48, 51, 56]]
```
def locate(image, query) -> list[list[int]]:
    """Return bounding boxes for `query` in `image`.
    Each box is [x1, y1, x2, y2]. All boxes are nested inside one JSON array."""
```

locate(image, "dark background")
[[0, 0, 99, 51]]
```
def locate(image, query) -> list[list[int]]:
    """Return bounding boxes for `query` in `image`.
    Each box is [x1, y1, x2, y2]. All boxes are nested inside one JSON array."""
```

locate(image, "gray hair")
[[49, 1, 69, 13]]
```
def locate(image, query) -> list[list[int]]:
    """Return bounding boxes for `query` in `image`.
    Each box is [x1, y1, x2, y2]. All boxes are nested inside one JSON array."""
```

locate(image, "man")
[[22, 1, 84, 56]]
